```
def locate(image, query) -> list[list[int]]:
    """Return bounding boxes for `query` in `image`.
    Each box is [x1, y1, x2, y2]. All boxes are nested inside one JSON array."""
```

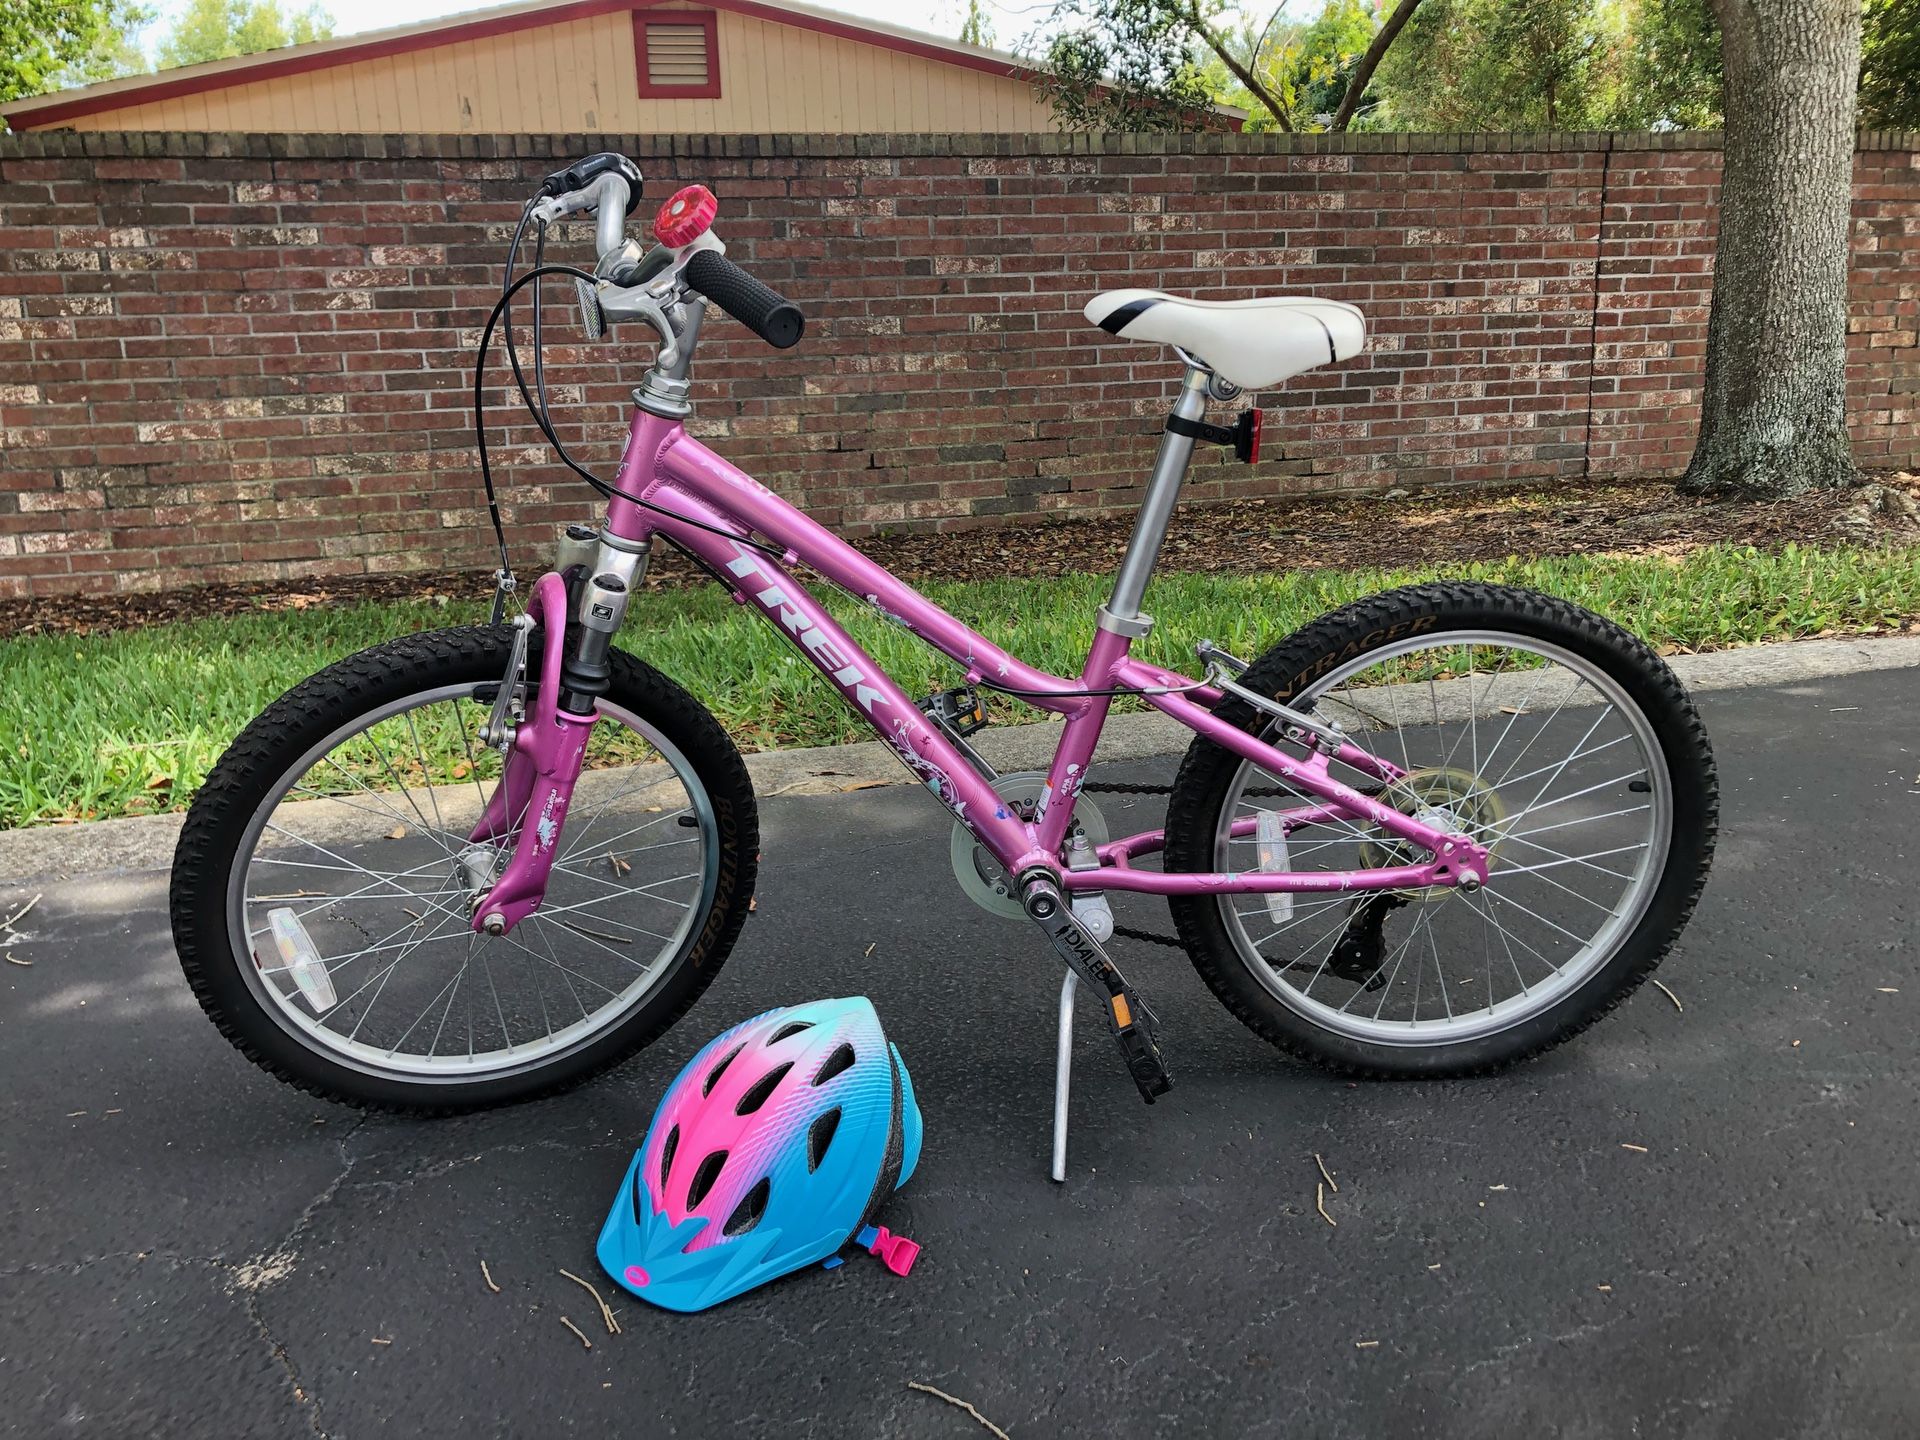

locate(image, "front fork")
[[466, 530, 651, 935]]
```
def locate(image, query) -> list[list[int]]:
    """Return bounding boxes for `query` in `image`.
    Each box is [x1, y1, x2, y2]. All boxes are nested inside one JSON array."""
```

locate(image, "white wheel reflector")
[[1256, 810, 1293, 924], [268, 907, 337, 1013]]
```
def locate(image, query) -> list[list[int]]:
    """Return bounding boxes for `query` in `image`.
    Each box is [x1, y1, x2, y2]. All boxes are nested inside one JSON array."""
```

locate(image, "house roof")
[[1, 0, 1247, 131]]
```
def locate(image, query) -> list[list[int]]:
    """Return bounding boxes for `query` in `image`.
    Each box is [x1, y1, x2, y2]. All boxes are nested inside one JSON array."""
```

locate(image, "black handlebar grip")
[[683, 249, 805, 350]]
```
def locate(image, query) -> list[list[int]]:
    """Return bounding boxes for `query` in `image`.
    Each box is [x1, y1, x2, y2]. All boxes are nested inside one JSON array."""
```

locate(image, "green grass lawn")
[[3, 540, 1916, 829]]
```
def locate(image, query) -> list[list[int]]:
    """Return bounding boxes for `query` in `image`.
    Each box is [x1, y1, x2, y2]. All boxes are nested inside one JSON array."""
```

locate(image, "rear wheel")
[[1164, 583, 1716, 1077], [169, 626, 758, 1112]]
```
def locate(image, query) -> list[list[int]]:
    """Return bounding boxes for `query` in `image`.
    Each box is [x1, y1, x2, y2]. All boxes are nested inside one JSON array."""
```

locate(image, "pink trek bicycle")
[[170, 154, 1717, 1120]]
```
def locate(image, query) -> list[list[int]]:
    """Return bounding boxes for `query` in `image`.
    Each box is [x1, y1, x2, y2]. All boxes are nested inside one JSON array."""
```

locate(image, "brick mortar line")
[[1580, 137, 1617, 483]]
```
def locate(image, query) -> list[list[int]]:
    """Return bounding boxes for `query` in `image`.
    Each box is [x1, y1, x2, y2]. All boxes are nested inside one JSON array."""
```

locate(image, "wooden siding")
[[53, 7, 1060, 133]]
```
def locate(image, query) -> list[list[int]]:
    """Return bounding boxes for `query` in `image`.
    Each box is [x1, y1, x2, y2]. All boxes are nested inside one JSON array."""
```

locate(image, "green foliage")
[[6, 541, 1917, 827], [1193, 0, 1383, 130], [1373, 0, 1633, 131], [958, 0, 996, 49], [1614, 0, 1721, 129], [1026, 0, 1223, 132], [0, 0, 149, 104], [1860, 0, 1920, 129], [156, 0, 333, 70]]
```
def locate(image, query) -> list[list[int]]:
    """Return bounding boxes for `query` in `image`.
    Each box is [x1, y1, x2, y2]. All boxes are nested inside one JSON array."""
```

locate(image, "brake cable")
[[474, 213, 786, 623]]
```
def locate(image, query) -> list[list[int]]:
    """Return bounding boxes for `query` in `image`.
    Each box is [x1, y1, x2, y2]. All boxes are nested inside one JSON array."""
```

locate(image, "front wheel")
[[169, 625, 758, 1113], [1164, 582, 1716, 1078]]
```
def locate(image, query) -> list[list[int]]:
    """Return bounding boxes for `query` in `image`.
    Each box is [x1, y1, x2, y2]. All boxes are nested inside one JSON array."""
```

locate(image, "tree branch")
[[1330, 0, 1423, 132], [1185, 0, 1293, 130]]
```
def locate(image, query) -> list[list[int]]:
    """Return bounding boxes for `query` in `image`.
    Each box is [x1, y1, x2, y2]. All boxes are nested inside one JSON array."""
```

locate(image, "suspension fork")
[[465, 529, 655, 935]]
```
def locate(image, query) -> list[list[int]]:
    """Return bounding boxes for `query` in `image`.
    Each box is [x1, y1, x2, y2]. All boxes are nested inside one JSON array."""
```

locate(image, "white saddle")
[[1083, 290, 1366, 390]]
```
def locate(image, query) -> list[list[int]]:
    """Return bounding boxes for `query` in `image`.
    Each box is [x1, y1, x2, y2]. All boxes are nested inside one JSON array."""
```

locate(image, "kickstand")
[[1051, 968, 1078, 1183]]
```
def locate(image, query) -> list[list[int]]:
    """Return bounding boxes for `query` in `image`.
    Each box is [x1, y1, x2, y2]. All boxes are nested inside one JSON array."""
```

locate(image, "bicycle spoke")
[[1213, 627, 1675, 1047], [225, 678, 717, 1080]]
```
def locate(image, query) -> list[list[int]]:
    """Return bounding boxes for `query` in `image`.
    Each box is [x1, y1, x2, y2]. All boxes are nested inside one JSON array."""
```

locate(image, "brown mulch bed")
[[5, 474, 1916, 641]]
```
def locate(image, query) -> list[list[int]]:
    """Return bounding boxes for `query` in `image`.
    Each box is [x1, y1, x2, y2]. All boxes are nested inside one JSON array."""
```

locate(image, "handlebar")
[[530, 172, 634, 266], [529, 151, 807, 356], [681, 250, 805, 350]]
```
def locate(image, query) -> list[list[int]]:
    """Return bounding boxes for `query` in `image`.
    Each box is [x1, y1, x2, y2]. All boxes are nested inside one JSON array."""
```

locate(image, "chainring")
[[949, 772, 1108, 920]]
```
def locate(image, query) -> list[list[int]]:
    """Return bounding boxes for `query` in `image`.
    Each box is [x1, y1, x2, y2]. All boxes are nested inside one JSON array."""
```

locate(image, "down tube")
[[665, 527, 1048, 877]]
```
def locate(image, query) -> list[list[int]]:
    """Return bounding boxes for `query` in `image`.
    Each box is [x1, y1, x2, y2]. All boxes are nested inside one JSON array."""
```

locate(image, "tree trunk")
[[1329, 0, 1423, 133], [1678, 0, 1863, 498]]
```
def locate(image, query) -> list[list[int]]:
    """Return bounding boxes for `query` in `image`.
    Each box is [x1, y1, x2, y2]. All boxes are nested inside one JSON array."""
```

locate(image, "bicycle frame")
[[463, 391, 1492, 939]]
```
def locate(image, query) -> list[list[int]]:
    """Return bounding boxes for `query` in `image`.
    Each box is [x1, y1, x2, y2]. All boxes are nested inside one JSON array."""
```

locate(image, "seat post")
[[1101, 365, 1210, 630]]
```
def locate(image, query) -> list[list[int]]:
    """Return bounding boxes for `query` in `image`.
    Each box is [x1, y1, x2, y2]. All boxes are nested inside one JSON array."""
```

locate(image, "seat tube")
[[1103, 366, 1210, 626]]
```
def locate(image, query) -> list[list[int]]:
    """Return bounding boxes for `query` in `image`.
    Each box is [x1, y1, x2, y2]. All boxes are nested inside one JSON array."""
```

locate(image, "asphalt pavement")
[[1, 668, 1916, 1439]]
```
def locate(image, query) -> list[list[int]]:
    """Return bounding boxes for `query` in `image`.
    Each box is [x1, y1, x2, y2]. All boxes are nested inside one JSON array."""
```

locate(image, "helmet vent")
[[702, 1042, 747, 1097], [687, 1149, 727, 1209], [813, 1043, 856, 1087], [768, 1020, 813, 1044], [807, 1108, 841, 1172], [659, 1124, 680, 1191], [722, 1177, 771, 1237], [734, 1062, 793, 1116]]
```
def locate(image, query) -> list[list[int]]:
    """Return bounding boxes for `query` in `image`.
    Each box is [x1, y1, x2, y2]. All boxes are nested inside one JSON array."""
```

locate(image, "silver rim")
[[223, 683, 718, 1083], [1212, 631, 1673, 1047]]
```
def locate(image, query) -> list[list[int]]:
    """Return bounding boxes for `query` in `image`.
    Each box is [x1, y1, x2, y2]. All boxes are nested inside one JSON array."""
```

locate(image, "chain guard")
[[950, 773, 1109, 920]]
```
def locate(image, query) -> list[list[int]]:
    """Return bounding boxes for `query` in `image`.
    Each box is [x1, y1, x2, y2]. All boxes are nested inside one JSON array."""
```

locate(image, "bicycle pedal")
[[919, 683, 988, 737], [1114, 1014, 1173, 1103]]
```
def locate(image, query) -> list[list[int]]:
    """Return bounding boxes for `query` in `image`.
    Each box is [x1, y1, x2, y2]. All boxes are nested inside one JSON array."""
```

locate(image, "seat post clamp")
[[1165, 409, 1262, 464]]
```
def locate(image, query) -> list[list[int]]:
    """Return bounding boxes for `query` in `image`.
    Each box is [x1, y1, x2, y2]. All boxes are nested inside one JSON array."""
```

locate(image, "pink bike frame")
[[467, 404, 1491, 935]]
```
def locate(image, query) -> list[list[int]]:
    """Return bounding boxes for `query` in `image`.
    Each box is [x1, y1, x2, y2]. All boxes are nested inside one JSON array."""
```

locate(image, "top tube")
[[610, 409, 1109, 712]]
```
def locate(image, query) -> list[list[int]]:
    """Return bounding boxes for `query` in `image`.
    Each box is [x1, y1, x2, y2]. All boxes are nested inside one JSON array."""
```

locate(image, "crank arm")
[[1021, 873, 1172, 1104]]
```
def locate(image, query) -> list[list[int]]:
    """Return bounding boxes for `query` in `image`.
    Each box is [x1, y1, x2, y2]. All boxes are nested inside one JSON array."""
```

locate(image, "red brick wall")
[[0, 129, 1914, 598]]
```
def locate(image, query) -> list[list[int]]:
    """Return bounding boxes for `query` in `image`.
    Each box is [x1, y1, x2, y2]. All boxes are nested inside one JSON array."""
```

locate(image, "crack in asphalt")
[[237, 1112, 376, 1440]]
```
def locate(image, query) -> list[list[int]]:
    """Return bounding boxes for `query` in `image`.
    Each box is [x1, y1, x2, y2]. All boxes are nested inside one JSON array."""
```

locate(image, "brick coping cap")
[[3, 128, 1915, 163]]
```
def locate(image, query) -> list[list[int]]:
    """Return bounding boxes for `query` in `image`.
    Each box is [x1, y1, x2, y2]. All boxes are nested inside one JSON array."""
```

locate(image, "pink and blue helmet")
[[597, 996, 922, 1313]]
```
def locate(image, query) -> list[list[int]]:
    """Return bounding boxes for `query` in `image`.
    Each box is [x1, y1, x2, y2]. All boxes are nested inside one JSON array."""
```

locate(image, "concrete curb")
[[3, 632, 1916, 887]]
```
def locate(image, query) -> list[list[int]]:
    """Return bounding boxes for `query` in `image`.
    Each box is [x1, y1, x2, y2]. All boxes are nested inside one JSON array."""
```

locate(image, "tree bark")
[[1679, 0, 1863, 498], [1329, 0, 1423, 133]]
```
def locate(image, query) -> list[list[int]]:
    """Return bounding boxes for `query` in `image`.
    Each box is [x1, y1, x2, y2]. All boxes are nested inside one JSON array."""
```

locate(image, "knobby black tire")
[[168, 625, 758, 1113], [1163, 582, 1717, 1078]]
